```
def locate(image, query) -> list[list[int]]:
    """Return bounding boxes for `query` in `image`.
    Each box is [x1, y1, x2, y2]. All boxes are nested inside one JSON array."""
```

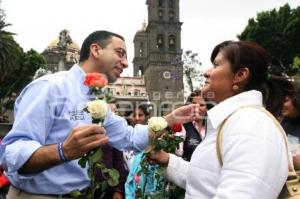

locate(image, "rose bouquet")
[[71, 73, 119, 199], [136, 117, 184, 198]]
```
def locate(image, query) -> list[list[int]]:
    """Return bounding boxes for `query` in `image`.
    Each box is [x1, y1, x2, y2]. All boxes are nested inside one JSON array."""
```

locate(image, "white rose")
[[148, 117, 168, 132], [86, 100, 108, 120]]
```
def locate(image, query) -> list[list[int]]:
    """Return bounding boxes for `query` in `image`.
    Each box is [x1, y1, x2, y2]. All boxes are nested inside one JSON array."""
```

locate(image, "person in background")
[[149, 40, 290, 198], [132, 104, 149, 125], [180, 90, 207, 161], [123, 107, 135, 127], [108, 102, 119, 116], [281, 83, 300, 170]]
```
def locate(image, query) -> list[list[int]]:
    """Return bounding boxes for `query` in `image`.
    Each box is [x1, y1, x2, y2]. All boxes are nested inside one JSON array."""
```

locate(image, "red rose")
[[84, 73, 108, 88], [171, 123, 182, 132]]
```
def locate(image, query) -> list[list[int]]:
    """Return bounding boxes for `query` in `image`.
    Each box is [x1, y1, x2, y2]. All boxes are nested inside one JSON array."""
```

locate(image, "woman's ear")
[[233, 67, 250, 85]]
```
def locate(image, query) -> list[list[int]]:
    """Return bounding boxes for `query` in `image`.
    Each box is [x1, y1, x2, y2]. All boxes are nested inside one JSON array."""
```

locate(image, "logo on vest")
[[69, 110, 85, 121]]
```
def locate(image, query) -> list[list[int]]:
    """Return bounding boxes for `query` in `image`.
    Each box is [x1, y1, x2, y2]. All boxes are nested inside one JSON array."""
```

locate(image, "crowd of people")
[[0, 30, 299, 199]]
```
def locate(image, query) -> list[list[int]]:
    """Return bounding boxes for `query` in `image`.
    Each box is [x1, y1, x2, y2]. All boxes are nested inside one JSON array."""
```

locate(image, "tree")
[[0, 49, 47, 115], [238, 4, 300, 76], [0, 16, 23, 83], [182, 50, 204, 95]]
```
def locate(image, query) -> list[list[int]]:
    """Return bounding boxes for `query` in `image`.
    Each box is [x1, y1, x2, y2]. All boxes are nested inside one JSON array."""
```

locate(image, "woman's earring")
[[232, 84, 239, 92]]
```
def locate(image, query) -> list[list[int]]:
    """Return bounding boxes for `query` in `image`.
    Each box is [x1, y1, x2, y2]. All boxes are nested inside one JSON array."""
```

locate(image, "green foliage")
[[293, 56, 300, 68], [0, 16, 47, 115], [0, 16, 23, 84], [0, 48, 46, 115], [238, 4, 300, 75]]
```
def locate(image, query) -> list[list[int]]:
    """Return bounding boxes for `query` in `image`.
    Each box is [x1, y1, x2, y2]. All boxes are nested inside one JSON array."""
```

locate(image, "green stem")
[[142, 159, 149, 198]]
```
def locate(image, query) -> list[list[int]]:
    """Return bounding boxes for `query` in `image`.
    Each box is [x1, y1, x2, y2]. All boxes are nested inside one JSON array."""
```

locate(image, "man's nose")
[[121, 58, 128, 68]]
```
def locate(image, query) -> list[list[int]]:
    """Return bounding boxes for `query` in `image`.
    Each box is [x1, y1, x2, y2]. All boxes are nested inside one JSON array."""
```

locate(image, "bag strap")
[[216, 105, 296, 176]]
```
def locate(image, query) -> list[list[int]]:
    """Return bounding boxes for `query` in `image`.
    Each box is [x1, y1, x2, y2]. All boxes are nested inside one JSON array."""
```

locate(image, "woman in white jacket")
[[150, 41, 290, 199]]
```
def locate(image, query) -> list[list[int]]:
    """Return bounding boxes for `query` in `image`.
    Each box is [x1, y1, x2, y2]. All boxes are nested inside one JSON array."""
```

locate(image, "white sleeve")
[[165, 153, 189, 189]]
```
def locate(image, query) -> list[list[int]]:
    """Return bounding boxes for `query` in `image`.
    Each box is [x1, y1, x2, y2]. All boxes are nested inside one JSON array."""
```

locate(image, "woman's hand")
[[148, 150, 170, 167]]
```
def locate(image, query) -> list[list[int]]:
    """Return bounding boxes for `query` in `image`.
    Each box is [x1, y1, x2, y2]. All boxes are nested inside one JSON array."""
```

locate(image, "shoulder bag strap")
[[216, 105, 295, 176]]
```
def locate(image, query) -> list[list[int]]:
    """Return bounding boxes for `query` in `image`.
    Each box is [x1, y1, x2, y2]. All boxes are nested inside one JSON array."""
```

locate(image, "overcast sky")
[[2, 0, 299, 75]]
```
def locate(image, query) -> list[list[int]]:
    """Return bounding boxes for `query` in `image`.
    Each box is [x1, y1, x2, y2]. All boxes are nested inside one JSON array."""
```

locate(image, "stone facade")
[[42, 30, 80, 73], [107, 77, 149, 116], [133, 0, 184, 116]]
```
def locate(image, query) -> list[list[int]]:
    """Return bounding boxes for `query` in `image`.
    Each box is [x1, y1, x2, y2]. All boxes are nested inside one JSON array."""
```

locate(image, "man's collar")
[[69, 64, 90, 95]]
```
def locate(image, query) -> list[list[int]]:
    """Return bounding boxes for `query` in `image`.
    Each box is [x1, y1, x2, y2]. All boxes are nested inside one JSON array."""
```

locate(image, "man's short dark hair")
[[79, 30, 124, 62]]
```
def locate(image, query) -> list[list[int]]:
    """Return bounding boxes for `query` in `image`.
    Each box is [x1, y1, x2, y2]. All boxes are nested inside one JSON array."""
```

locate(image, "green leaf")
[[69, 189, 82, 198], [89, 148, 102, 164], [109, 168, 120, 180], [78, 156, 87, 168], [156, 167, 166, 175], [107, 169, 120, 186]]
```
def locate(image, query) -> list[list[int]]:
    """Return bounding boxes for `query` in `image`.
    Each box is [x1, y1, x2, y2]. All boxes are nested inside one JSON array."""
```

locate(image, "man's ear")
[[90, 43, 102, 58], [233, 67, 250, 85]]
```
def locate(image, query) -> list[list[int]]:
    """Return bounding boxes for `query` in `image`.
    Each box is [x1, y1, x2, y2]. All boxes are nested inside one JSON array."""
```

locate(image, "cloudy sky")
[[2, 0, 299, 75]]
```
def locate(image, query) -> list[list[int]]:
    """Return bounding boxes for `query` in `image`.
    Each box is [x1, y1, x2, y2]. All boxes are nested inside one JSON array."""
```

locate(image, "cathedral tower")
[[133, 0, 183, 116]]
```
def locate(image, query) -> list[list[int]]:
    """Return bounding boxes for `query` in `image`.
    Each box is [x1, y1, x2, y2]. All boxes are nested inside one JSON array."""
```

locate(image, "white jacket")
[[166, 90, 288, 199]]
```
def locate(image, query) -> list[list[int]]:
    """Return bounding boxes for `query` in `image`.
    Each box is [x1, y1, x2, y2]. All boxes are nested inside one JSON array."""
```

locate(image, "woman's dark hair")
[[211, 40, 294, 117], [79, 30, 124, 62], [186, 90, 202, 104], [137, 104, 150, 117]]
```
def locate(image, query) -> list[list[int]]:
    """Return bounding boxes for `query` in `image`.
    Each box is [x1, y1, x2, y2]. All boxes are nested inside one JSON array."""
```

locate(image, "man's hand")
[[113, 192, 123, 199], [164, 104, 200, 126], [63, 124, 109, 160], [19, 124, 108, 174]]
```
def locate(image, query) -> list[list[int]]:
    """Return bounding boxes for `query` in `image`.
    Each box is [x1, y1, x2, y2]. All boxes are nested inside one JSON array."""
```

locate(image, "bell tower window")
[[169, 0, 175, 9], [157, 34, 164, 50], [169, 35, 176, 51], [169, 11, 174, 21], [158, 0, 163, 7], [158, 10, 163, 20]]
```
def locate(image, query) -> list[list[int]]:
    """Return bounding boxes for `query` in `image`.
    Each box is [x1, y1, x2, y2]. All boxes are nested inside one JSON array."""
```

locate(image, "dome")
[[46, 38, 80, 50]]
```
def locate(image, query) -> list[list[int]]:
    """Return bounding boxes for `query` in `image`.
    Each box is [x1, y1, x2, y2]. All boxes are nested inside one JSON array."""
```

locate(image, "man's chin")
[[107, 75, 118, 83]]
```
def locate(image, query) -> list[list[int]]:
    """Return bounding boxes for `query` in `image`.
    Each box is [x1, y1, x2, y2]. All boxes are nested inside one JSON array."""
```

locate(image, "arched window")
[[158, 10, 163, 20], [139, 42, 144, 57], [169, 11, 174, 21], [169, 0, 175, 8], [139, 65, 144, 76], [157, 34, 164, 50], [134, 89, 140, 96], [168, 35, 176, 51], [158, 0, 163, 7]]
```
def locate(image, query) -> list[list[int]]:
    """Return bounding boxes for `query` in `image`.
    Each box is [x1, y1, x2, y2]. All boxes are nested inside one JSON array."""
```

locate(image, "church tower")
[[133, 0, 183, 116]]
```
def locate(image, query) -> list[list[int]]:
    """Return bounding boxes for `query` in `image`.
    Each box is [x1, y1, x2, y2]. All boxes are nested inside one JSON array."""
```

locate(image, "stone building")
[[42, 30, 80, 73], [107, 77, 149, 115], [133, 0, 184, 116]]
